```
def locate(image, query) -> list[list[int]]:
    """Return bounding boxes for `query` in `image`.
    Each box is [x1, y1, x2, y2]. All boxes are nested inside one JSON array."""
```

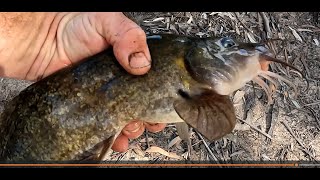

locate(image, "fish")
[[0, 33, 301, 162]]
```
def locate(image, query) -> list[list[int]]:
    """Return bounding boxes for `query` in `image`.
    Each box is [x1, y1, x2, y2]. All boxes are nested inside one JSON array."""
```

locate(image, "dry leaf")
[[222, 138, 227, 148], [187, 16, 193, 24], [143, 17, 164, 23], [153, 17, 165, 22], [181, 152, 188, 159], [227, 13, 236, 20], [233, 90, 245, 104], [234, 123, 250, 131], [313, 39, 319, 46], [219, 26, 223, 34], [262, 154, 271, 160], [291, 99, 301, 109], [230, 150, 245, 157], [168, 136, 182, 148], [165, 17, 170, 29], [235, 24, 240, 35], [196, 32, 207, 37], [301, 25, 317, 29], [289, 26, 303, 42], [201, 13, 207, 20], [270, 84, 277, 94], [209, 12, 219, 16], [146, 146, 182, 160], [140, 137, 154, 143], [246, 32, 257, 43], [297, 28, 313, 32], [133, 148, 145, 157], [169, 24, 179, 34], [209, 12, 236, 20]]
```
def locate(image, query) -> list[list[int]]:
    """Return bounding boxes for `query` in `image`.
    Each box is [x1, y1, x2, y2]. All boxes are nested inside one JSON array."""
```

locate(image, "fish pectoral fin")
[[173, 89, 236, 141]]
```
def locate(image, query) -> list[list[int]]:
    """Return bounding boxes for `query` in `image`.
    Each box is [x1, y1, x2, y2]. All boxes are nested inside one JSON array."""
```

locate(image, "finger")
[[144, 122, 167, 133], [121, 120, 145, 139], [97, 12, 151, 75], [111, 133, 129, 152], [112, 22, 151, 75]]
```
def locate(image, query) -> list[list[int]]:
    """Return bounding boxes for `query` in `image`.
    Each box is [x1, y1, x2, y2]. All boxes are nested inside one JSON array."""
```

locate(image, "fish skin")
[[0, 34, 263, 161]]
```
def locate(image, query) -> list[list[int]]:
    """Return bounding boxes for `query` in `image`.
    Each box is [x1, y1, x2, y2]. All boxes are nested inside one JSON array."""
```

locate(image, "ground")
[[0, 12, 319, 164]]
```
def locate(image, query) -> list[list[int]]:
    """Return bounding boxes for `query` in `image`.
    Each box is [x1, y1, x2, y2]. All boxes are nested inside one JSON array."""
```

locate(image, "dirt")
[[0, 12, 319, 164]]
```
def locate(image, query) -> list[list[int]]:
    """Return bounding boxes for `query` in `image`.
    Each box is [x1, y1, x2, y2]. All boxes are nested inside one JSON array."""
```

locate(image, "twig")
[[237, 117, 273, 140], [116, 151, 128, 162], [195, 131, 220, 164], [145, 130, 150, 149], [283, 94, 320, 130], [277, 145, 289, 161], [259, 12, 272, 39], [243, 90, 255, 121], [298, 50, 311, 92], [285, 104, 320, 131], [245, 83, 284, 95], [281, 121, 317, 161], [299, 51, 311, 78], [284, 48, 291, 78], [266, 102, 275, 135], [234, 12, 253, 33], [234, 12, 260, 39], [304, 106, 320, 130], [302, 101, 320, 107]]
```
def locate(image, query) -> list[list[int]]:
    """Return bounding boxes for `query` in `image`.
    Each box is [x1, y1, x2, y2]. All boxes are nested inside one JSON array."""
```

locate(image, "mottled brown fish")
[[0, 34, 298, 162]]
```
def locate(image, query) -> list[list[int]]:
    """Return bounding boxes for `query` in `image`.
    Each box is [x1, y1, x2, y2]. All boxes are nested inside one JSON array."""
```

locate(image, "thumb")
[[98, 13, 151, 75]]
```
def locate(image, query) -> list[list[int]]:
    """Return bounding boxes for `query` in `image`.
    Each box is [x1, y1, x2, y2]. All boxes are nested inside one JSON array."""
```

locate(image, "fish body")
[[0, 34, 273, 161]]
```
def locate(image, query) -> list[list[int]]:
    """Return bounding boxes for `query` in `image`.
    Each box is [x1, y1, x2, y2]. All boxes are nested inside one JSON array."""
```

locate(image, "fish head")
[[185, 36, 274, 95]]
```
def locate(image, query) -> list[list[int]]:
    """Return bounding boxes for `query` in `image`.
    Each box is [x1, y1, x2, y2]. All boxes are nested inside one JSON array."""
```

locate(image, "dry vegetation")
[[1, 12, 319, 164]]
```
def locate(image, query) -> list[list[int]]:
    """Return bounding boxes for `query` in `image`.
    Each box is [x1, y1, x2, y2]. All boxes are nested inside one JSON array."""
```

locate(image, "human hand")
[[0, 12, 151, 80], [111, 121, 167, 152], [0, 12, 167, 152]]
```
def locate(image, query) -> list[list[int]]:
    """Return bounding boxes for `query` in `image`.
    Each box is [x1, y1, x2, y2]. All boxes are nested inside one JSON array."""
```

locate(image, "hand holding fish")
[[0, 12, 166, 153]]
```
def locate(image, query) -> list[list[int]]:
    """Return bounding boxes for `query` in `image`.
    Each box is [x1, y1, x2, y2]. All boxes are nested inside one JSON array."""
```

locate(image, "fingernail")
[[129, 52, 151, 69]]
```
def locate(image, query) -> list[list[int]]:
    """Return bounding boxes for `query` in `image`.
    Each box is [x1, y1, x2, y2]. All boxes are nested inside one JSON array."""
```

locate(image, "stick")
[[299, 51, 310, 78], [266, 102, 275, 134], [298, 50, 311, 92], [237, 117, 273, 140], [260, 12, 272, 38], [284, 48, 291, 78], [145, 130, 150, 149], [305, 106, 320, 130], [195, 131, 220, 164], [234, 12, 260, 39], [234, 12, 253, 33], [281, 121, 317, 161], [303, 101, 320, 107]]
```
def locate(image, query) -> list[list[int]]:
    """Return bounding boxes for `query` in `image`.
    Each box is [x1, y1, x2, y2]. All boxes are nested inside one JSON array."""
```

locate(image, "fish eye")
[[220, 37, 236, 48]]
